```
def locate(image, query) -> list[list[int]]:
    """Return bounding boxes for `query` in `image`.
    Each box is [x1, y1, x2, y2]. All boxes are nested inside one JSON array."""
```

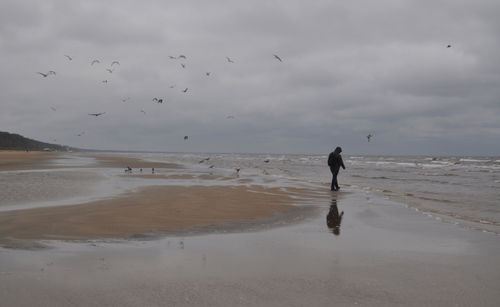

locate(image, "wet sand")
[[0, 151, 314, 246], [1, 151, 499, 306], [0, 185, 300, 244]]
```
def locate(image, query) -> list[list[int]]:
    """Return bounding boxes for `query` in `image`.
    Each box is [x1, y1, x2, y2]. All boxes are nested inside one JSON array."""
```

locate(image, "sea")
[[1, 152, 499, 234]]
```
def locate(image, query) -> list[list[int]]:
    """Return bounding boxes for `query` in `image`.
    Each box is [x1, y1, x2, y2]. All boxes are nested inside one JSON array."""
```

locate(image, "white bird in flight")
[[91, 59, 100, 65], [111, 61, 120, 66]]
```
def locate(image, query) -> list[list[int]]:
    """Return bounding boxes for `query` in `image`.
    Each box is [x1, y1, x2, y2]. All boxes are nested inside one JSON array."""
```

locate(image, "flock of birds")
[[38, 44, 455, 145], [38, 53, 287, 142]]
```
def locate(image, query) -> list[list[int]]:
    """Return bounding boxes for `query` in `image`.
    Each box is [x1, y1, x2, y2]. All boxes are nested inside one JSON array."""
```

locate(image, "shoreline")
[[0, 151, 327, 247], [1, 151, 499, 306]]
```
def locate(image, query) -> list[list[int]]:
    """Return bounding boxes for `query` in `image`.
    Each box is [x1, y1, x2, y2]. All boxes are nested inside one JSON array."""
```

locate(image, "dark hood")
[[333, 146, 342, 154]]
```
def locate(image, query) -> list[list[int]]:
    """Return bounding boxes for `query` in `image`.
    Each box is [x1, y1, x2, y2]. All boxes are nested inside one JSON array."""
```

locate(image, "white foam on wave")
[[459, 158, 491, 163]]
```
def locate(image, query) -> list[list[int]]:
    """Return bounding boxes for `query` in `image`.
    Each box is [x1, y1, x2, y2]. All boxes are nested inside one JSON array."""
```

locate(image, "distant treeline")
[[0, 131, 74, 151]]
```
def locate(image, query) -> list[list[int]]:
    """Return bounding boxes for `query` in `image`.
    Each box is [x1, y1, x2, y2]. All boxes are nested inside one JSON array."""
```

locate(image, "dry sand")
[[0, 150, 60, 171]]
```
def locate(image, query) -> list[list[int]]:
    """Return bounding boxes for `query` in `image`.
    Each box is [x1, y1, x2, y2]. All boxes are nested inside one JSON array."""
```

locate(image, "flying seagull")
[[111, 61, 120, 66], [106, 68, 114, 73], [199, 157, 210, 163], [182, 88, 188, 93], [77, 132, 85, 136], [206, 72, 211, 76], [181, 63, 186, 68], [178, 55, 187, 59], [446, 44, 452, 48], [226, 56, 234, 63], [50, 107, 57, 111], [64, 55, 73, 61], [273, 54, 282, 62], [36, 71, 56, 77], [91, 59, 100, 65], [121, 97, 130, 102], [184, 136, 188, 140], [226, 115, 235, 119], [102, 80, 108, 83], [89, 112, 106, 116], [153, 98, 164, 103], [366, 133, 374, 142], [140, 109, 146, 115]]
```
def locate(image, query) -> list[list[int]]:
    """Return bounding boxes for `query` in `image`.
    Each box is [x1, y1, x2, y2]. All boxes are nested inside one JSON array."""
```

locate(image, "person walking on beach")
[[328, 146, 345, 191]]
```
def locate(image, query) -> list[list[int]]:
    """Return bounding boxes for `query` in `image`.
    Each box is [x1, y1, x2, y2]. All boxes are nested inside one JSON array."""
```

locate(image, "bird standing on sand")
[[273, 54, 282, 62], [367, 134, 374, 142]]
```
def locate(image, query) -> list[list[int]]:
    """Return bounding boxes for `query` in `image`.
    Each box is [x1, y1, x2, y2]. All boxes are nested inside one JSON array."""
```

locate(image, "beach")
[[0, 151, 499, 306]]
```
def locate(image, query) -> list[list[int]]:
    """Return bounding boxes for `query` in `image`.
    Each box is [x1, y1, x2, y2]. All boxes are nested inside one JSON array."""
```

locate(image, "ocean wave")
[[459, 158, 491, 163]]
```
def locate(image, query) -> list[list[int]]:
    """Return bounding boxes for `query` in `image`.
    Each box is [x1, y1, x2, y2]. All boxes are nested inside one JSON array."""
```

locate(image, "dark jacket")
[[328, 147, 345, 172]]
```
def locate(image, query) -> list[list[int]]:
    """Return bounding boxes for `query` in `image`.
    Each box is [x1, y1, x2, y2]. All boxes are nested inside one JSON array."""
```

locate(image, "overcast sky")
[[1, 0, 499, 155]]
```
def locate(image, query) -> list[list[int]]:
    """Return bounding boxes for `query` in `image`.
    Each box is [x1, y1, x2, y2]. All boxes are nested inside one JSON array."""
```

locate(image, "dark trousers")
[[330, 168, 339, 191]]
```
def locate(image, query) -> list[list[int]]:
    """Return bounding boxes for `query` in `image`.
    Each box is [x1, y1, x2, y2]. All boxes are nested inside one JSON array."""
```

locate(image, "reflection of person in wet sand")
[[327, 199, 344, 236]]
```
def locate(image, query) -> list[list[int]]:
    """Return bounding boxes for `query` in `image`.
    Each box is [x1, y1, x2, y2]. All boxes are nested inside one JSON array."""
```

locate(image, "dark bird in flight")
[[140, 109, 146, 115], [178, 55, 187, 59], [121, 97, 130, 102], [50, 107, 57, 111], [169, 85, 175, 88], [37, 71, 56, 77], [226, 115, 235, 119], [447, 45, 452, 48], [182, 88, 188, 93], [168, 56, 177, 59], [206, 72, 211, 76], [226, 56, 234, 63], [91, 59, 100, 65], [184, 136, 188, 140], [153, 98, 164, 103], [64, 55, 73, 61], [199, 157, 210, 163], [106, 68, 114, 73], [102, 80, 108, 83], [366, 133, 374, 142], [111, 61, 120, 66], [273, 54, 282, 62], [89, 112, 106, 116], [181, 63, 186, 68], [77, 131, 85, 136]]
